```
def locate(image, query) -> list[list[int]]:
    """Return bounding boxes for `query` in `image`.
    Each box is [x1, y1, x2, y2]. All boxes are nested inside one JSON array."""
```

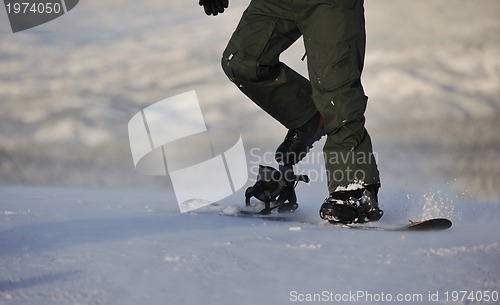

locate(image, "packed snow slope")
[[0, 0, 499, 304], [1, 186, 499, 305]]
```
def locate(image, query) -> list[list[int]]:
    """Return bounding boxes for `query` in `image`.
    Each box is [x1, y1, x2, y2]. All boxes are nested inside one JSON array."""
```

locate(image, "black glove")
[[199, 0, 228, 16]]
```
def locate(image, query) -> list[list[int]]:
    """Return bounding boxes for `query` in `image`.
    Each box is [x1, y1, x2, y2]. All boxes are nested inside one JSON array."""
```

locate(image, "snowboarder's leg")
[[221, 2, 318, 129], [300, 0, 380, 194], [297, 0, 382, 223]]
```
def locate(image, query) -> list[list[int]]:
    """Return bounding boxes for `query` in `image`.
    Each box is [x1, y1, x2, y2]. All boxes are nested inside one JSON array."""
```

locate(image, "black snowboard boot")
[[319, 185, 383, 224], [275, 112, 325, 165]]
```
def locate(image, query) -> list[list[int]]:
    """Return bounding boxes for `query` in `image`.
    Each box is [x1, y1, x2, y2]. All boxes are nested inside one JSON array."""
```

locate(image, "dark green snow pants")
[[222, 0, 380, 193]]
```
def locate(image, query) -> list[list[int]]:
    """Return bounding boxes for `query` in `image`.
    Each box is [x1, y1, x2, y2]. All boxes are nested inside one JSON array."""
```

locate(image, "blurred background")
[[0, 0, 499, 202]]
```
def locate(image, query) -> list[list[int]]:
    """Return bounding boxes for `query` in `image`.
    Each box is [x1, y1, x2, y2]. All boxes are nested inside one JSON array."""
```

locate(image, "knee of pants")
[[221, 51, 275, 84]]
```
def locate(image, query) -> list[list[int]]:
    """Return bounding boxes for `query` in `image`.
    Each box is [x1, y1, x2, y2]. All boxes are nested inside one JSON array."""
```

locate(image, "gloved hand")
[[199, 0, 228, 16]]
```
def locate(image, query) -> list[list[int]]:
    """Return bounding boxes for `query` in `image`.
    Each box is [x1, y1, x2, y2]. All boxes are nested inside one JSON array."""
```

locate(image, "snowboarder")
[[198, 0, 383, 223]]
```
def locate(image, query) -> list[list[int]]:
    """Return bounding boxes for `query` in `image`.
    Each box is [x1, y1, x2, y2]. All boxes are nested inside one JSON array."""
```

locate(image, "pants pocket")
[[314, 57, 361, 92]]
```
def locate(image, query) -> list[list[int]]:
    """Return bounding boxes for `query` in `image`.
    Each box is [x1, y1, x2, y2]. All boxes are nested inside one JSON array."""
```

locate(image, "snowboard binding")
[[245, 165, 309, 215], [320, 187, 384, 224]]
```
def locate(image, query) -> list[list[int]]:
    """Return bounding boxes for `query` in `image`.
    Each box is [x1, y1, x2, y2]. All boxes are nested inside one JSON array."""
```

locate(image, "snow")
[[334, 181, 366, 193], [1, 186, 499, 305], [1, 0, 500, 304]]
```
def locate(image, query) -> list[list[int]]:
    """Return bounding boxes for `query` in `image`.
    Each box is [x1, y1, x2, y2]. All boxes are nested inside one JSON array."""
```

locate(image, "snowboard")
[[332, 218, 453, 232], [318, 202, 452, 231], [224, 204, 452, 232]]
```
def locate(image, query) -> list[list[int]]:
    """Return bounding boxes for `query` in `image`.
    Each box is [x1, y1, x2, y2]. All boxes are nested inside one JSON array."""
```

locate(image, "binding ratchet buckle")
[[244, 165, 309, 214]]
